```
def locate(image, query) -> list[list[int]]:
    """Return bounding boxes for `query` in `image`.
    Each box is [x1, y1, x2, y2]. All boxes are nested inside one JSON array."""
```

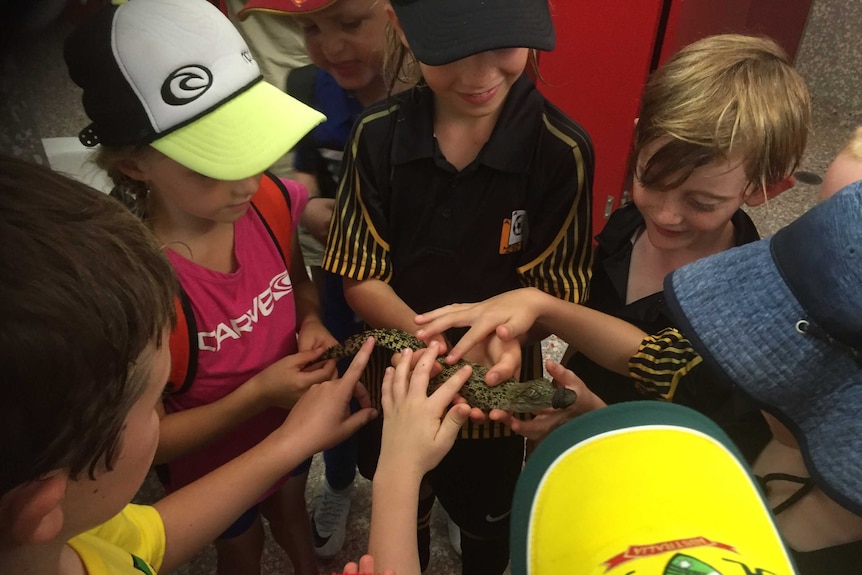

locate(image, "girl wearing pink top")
[[66, 0, 336, 572]]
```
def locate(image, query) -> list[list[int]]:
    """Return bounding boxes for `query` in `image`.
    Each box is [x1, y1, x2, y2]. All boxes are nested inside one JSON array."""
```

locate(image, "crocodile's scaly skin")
[[321, 328, 576, 413]]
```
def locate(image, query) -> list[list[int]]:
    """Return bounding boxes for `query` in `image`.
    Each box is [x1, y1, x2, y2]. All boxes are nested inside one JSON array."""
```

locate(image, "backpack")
[[166, 171, 293, 394]]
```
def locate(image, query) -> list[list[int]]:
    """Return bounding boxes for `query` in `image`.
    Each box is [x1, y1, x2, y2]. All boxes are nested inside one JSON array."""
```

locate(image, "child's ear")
[[744, 175, 796, 207], [0, 473, 68, 545], [116, 158, 148, 182]]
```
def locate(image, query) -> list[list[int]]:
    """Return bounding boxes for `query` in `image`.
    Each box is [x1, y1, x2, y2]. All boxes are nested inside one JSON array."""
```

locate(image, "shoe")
[[442, 508, 462, 556], [311, 481, 353, 558]]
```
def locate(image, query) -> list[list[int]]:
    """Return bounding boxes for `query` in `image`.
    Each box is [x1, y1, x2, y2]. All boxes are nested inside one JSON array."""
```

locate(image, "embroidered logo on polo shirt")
[[499, 209, 527, 254]]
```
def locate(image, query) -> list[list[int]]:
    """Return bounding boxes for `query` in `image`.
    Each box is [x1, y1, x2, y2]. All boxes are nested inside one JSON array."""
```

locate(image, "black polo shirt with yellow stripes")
[[324, 73, 593, 316], [323, 74, 594, 438]]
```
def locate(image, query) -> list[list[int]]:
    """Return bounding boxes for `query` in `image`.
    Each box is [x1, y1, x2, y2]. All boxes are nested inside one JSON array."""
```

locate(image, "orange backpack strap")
[[167, 172, 293, 396], [167, 289, 198, 394], [250, 171, 293, 271]]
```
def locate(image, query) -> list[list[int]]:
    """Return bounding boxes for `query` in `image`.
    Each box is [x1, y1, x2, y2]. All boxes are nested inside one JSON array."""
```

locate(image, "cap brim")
[[512, 403, 796, 575], [392, 0, 555, 66], [665, 234, 862, 516], [151, 80, 325, 180], [237, 0, 336, 20]]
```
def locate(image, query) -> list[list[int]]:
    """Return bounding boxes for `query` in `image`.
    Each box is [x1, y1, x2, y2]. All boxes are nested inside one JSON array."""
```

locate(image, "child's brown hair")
[[0, 156, 177, 496], [634, 34, 811, 195]]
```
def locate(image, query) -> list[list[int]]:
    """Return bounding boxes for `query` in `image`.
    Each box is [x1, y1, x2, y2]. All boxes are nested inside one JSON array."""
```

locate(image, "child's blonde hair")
[[841, 126, 862, 159], [95, 145, 151, 218], [634, 34, 810, 194]]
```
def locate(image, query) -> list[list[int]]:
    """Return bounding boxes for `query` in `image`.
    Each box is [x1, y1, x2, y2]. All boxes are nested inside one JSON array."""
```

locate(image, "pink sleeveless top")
[[162, 206, 298, 496]]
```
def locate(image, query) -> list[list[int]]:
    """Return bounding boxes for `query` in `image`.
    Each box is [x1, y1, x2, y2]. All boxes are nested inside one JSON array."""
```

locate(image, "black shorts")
[[358, 418, 525, 539]]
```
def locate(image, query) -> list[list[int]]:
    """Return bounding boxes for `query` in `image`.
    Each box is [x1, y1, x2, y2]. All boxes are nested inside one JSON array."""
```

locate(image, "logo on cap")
[[161, 65, 214, 106]]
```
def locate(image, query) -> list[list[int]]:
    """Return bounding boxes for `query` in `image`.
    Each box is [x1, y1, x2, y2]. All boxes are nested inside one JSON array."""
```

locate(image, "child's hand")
[[389, 331, 448, 372], [377, 343, 471, 478], [253, 347, 337, 408], [278, 337, 378, 454], [488, 360, 605, 442], [297, 317, 338, 351], [459, 333, 522, 386], [339, 554, 396, 575], [415, 290, 541, 385]]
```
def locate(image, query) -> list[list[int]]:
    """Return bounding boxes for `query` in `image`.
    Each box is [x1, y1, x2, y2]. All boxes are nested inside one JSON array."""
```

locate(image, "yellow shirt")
[[67, 504, 165, 575]]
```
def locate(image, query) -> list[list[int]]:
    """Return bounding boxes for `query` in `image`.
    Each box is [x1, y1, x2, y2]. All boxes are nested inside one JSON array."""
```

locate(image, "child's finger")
[[358, 555, 376, 573], [414, 303, 470, 325], [381, 365, 395, 413], [302, 358, 337, 377], [341, 337, 376, 381], [442, 325, 497, 364], [407, 341, 440, 397], [341, 406, 378, 437], [545, 359, 583, 388], [427, 364, 471, 410], [288, 346, 328, 366], [487, 408, 513, 422], [352, 380, 372, 410], [441, 403, 471, 439], [483, 349, 521, 386], [391, 347, 414, 403], [468, 405, 490, 423]]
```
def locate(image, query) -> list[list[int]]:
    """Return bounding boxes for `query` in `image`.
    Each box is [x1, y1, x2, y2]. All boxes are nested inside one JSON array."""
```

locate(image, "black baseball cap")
[[390, 0, 556, 66]]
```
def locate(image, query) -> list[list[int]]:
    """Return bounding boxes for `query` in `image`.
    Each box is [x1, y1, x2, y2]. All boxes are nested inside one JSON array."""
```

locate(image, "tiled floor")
[[2, 7, 860, 575]]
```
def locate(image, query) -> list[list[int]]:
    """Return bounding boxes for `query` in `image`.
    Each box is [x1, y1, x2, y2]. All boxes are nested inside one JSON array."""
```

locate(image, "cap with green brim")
[[65, 0, 325, 180], [512, 402, 798, 575]]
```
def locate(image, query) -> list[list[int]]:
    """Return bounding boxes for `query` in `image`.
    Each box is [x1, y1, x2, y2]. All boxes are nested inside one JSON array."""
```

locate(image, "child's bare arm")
[[344, 277, 418, 331], [369, 343, 471, 575], [294, 171, 336, 246], [155, 339, 378, 573], [344, 277, 447, 348], [416, 287, 647, 381], [154, 347, 337, 464]]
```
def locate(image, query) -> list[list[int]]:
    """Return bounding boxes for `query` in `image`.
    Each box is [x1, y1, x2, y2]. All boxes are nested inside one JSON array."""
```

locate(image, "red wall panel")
[[539, 1, 665, 234]]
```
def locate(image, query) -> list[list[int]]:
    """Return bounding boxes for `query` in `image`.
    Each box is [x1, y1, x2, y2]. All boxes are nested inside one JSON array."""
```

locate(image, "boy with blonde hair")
[[417, 34, 810, 460]]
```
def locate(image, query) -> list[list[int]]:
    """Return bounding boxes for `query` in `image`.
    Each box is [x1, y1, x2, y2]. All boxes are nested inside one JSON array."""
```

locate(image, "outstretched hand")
[[278, 337, 378, 454], [414, 290, 544, 385], [378, 342, 472, 477], [254, 347, 337, 409]]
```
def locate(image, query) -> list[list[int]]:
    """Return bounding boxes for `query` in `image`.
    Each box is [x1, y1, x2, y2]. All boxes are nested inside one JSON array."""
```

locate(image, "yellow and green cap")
[[511, 402, 798, 575], [65, 0, 325, 180]]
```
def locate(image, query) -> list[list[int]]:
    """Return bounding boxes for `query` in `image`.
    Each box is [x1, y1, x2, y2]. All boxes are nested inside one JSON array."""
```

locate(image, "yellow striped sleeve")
[[322, 106, 398, 282], [518, 113, 593, 303], [629, 327, 703, 401]]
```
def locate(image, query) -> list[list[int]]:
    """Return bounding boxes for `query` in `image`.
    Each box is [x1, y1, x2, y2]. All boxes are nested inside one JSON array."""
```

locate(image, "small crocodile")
[[321, 328, 576, 413]]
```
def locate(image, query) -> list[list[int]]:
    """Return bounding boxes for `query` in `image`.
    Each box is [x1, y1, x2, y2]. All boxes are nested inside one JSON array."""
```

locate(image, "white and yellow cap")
[[511, 402, 797, 575], [64, 0, 325, 180]]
